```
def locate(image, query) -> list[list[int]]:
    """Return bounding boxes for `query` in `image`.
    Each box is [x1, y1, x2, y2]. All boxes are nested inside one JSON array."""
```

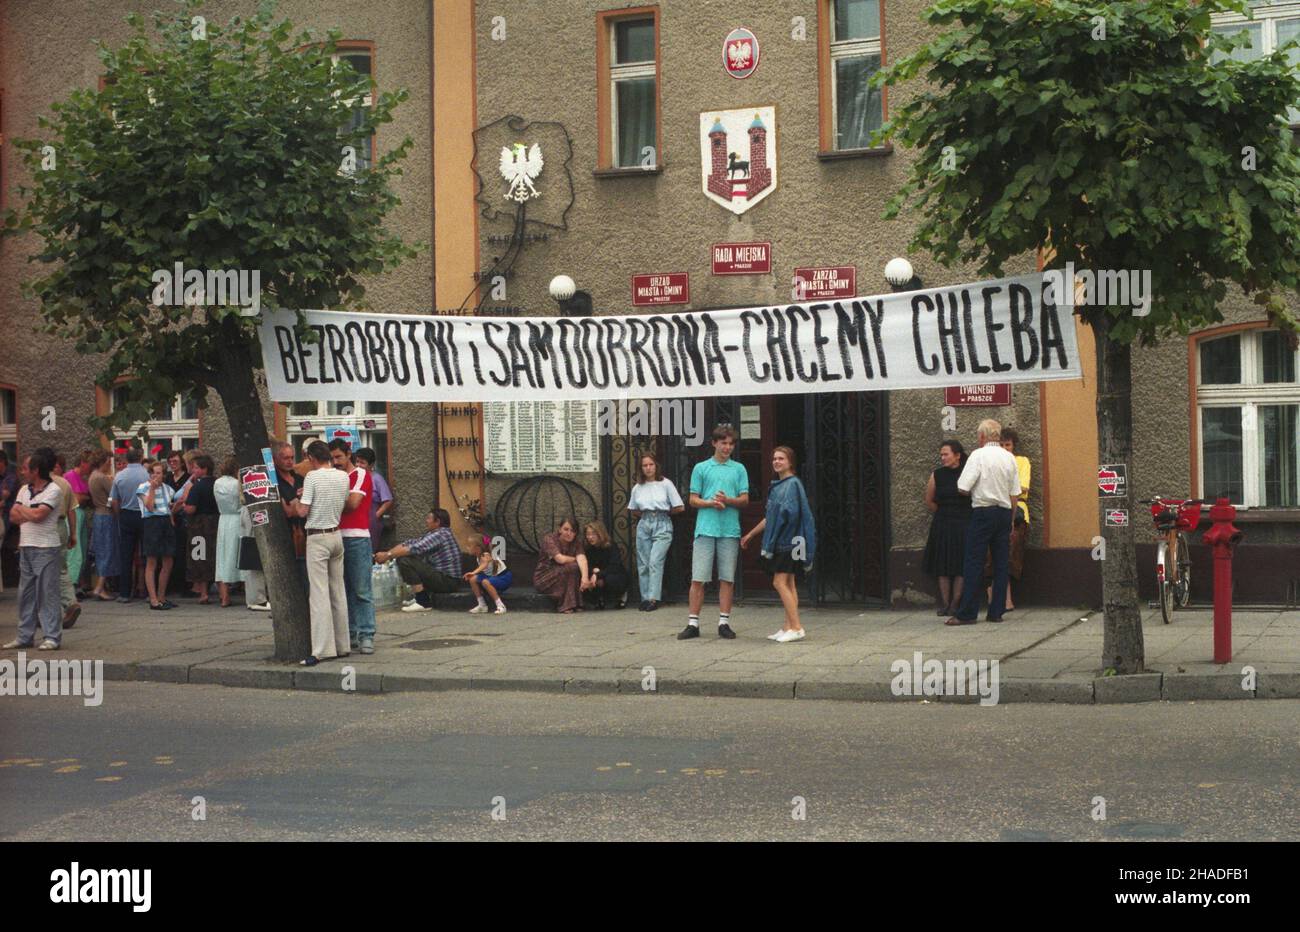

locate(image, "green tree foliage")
[[2, 0, 419, 441], [876, 0, 1300, 342]]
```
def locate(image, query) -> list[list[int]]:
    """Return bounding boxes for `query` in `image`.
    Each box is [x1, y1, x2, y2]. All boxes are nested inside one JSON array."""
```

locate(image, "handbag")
[[238, 536, 263, 572]]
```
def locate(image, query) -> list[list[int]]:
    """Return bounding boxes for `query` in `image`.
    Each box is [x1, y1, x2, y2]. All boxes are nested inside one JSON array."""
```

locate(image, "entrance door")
[[703, 395, 807, 598]]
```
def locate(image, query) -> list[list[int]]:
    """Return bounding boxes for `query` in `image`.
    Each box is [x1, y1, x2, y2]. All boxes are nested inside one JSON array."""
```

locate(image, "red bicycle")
[[1137, 497, 1205, 624]]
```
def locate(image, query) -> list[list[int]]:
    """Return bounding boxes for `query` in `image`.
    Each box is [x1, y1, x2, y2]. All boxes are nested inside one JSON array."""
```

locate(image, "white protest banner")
[[259, 271, 1081, 402]]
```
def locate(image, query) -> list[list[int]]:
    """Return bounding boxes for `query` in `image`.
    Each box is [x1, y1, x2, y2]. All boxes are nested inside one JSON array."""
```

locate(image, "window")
[[822, 0, 885, 151], [1211, 2, 1300, 124], [1196, 329, 1300, 507], [597, 9, 660, 170], [332, 44, 375, 171], [108, 386, 201, 455], [0, 387, 16, 462], [281, 400, 389, 479]]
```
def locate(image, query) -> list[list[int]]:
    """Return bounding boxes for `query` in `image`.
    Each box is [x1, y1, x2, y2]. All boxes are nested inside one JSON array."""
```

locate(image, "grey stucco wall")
[[472, 0, 1041, 553]]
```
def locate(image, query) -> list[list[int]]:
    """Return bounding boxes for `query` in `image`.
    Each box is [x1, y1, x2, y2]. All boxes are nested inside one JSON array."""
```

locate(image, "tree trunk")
[[212, 318, 312, 661], [1092, 313, 1145, 674]]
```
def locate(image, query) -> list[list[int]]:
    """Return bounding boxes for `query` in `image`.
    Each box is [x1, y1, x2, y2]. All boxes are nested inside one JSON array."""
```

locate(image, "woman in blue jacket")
[[740, 446, 816, 643]]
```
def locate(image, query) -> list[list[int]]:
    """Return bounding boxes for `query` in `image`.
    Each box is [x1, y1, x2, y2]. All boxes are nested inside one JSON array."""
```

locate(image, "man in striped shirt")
[[375, 508, 463, 612], [293, 441, 350, 665]]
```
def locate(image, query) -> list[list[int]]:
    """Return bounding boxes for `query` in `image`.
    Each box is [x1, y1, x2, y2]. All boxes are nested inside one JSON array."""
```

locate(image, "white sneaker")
[[774, 628, 806, 643], [400, 599, 431, 613], [766, 629, 786, 640], [468, 604, 489, 614], [494, 604, 508, 615], [37, 639, 60, 651], [3, 639, 34, 650], [247, 602, 271, 612]]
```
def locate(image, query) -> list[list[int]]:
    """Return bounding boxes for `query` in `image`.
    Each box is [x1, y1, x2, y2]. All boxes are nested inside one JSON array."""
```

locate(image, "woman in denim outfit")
[[741, 446, 816, 643], [626, 452, 684, 612]]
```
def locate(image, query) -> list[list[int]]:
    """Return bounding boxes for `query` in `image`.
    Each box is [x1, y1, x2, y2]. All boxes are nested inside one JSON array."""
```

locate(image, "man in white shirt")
[[4, 451, 66, 650], [294, 440, 350, 665], [948, 418, 1022, 626]]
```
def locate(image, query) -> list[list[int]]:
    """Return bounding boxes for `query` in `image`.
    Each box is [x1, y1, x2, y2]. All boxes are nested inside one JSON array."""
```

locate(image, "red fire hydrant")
[[1201, 497, 1244, 664]]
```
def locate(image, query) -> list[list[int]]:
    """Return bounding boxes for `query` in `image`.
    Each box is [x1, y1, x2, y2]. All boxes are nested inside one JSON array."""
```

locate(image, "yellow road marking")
[[616, 762, 631, 767], [596, 766, 612, 772], [54, 765, 82, 774], [109, 761, 127, 767], [95, 776, 122, 783]]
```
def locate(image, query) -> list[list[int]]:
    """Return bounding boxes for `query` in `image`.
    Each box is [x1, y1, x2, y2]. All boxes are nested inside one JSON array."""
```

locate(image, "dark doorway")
[[604, 391, 889, 606]]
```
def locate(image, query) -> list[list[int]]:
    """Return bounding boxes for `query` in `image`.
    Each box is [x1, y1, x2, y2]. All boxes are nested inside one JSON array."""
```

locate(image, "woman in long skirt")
[[532, 517, 591, 614], [213, 455, 243, 608], [923, 440, 971, 616]]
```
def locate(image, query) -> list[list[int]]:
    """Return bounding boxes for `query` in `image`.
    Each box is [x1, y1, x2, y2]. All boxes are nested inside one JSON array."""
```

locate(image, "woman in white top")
[[626, 452, 685, 612], [213, 455, 243, 607]]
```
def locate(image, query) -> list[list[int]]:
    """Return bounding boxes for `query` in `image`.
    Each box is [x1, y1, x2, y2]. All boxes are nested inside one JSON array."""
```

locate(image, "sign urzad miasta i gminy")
[[260, 271, 1083, 403]]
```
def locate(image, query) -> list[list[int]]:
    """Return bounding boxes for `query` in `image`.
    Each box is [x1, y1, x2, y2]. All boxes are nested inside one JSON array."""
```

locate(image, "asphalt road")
[[2, 684, 1297, 841]]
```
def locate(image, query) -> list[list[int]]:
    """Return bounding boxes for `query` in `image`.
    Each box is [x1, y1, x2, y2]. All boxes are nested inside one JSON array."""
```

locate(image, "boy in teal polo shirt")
[[679, 425, 749, 640]]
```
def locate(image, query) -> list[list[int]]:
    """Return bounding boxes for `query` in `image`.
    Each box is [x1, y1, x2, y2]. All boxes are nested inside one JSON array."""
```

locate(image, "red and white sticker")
[[1097, 464, 1128, 498], [1104, 509, 1129, 527]]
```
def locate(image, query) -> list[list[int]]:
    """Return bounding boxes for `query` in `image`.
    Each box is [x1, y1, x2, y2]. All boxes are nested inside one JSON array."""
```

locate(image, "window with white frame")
[[333, 46, 374, 171], [285, 400, 389, 478], [829, 0, 884, 150], [0, 388, 16, 462], [110, 387, 201, 454], [1197, 329, 1300, 507], [1211, 2, 1300, 124], [609, 17, 657, 168]]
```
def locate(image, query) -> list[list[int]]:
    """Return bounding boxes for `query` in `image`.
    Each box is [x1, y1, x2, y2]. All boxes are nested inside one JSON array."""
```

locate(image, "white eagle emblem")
[[499, 142, 544, 202], [727, 40, 752, 70]]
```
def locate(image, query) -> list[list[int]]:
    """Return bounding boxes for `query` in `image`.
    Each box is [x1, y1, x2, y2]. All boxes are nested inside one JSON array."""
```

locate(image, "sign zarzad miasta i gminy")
[[260, 271, 1083, 404]]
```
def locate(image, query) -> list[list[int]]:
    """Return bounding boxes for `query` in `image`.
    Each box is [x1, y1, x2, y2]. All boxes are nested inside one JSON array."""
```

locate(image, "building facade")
[[3, 0, 1297, 603]]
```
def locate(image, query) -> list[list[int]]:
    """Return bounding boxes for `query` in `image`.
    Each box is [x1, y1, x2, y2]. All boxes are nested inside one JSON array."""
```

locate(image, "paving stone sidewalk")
[[2, 593, 1297, 703]]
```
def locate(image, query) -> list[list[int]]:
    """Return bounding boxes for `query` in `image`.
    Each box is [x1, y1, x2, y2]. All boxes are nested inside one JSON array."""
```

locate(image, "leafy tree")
[[3, 0, 419, 659], [876, 0, 1300, 672]]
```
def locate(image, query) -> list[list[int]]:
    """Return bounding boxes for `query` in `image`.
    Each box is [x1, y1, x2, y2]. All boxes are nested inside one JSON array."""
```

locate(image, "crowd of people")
[[0, 439, 398, 655], [2, 418, 1029, 659], [922, 419, 1030, 625]]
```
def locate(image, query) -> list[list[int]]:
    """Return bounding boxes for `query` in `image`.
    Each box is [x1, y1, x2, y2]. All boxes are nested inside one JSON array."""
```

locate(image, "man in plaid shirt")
[[374, 507, 463, 612]]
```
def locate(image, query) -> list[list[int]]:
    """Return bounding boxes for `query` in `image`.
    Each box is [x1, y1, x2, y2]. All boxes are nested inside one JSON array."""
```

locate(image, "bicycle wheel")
[[1157, 541, 1175, 624], [1175, 531, 1192, 609]]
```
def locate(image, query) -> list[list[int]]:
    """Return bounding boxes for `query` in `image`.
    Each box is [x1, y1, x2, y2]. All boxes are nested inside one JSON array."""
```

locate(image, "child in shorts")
[[463, 535, 511, 614]]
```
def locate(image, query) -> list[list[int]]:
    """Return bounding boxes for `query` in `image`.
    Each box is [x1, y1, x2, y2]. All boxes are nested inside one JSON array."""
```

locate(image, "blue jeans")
[[17, 546, 63, 646], [342, 536, 376, 640], [954, 506, 1012, 621], [636, 512, 674, 601]]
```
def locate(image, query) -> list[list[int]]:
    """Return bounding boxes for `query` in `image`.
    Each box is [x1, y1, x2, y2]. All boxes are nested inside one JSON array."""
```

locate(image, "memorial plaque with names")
[[485, 401, 599, 473]]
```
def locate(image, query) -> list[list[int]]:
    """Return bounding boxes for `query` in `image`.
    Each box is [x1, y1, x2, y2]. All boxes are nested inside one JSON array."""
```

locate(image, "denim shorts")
[[691, 535, 740, 583]]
